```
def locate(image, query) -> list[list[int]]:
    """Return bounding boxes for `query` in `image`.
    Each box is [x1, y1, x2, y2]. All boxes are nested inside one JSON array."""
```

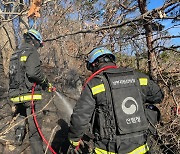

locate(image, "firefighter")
[[9, 29, 53, 153], [68, 47, 164, 153]]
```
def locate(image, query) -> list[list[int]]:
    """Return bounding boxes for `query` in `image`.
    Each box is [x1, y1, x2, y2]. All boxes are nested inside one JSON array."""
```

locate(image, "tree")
[[0, 0, 179, 152]]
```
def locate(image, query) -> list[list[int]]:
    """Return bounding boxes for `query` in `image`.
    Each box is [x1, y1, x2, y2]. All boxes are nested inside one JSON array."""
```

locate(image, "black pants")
[[15, 100, 44, 154]]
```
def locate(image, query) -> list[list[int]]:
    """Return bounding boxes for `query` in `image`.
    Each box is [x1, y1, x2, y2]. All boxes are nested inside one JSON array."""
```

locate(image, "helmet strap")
[[32, 39, 41, 48], [91, 55, 114, 72], [24, 33, 32, 43], [89, 61, 99, 72], [25, 33, 41, 48], [98, 55, 114, 63], [86, 55, 115, 72]]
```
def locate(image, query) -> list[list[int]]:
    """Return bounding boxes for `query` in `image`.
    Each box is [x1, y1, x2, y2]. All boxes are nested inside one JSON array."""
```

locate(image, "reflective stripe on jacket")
[[91, 78, 148, 95], [95, 143, 149, 154], [10, 94, 42, 103]]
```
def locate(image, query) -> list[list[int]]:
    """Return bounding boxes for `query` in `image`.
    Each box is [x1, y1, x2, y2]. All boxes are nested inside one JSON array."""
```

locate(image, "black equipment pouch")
[[9, 50, 25, 89], [104, 68, 149, 135], [145, 104, 161, 134]]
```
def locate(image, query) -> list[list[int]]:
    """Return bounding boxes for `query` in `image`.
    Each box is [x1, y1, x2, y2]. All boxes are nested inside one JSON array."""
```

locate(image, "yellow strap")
[[94, 143, 149, 154], [69, 140, 79, 146], [91, 84, 105, 95], [93, 49, 104, 57], [11, 94, 42, 103], [128, 143, 149, 154], [20, 56, 27, 62], [139, 78, 148, 86], [95, 147, 116, 154]]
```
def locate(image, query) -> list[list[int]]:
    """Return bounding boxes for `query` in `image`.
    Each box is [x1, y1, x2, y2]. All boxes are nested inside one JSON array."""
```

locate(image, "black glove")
[[47, 82, 56, 92], [41, 77, 49, 90], [67, 140, 84, 154], [41, 78, 56, 92]]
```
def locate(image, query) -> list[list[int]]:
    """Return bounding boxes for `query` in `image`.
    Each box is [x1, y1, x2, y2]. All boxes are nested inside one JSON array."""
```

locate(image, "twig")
[[44, 125, 58, 154], [2, 26, 13, 50]]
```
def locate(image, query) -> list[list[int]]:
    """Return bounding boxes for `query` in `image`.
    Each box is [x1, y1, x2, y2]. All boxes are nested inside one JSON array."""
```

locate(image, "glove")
[[67, 139, 84, 154], [41, 77, 49, 90], [48, 83, 56, 92], [41, 78, 56, 92]]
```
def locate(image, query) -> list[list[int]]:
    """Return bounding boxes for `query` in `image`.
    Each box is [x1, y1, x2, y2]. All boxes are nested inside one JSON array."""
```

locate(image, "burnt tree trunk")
[[135, 51, 140, 70], [138, 0, 157, 80], [0, 48, 7, 96]]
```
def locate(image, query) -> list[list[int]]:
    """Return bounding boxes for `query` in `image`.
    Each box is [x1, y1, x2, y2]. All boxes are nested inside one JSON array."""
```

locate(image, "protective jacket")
[[68, 64, 164, 153], [9, 42, 47, 103]]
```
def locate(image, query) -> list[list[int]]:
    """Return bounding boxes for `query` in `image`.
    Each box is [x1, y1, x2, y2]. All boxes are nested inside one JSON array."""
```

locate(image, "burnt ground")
[[0, 69, 81, 154]]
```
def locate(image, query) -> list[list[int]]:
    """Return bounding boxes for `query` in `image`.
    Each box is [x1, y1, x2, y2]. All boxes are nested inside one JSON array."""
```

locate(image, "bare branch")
[[152, 35, 180, 43], [2, 26, 13, 50], [152, 45, 180, 53], [44, 1, 179, 42], [44, 19, 138, 42], [119, 3, 137, 11]]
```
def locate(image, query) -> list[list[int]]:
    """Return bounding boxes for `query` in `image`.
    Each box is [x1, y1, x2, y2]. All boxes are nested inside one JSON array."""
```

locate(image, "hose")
[[31, 83, 57, 154], [82, 65, 118, 89]]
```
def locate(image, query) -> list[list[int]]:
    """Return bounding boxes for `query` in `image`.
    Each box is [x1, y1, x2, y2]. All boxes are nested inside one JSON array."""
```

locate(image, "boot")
[[15, 126, 26, 146]]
